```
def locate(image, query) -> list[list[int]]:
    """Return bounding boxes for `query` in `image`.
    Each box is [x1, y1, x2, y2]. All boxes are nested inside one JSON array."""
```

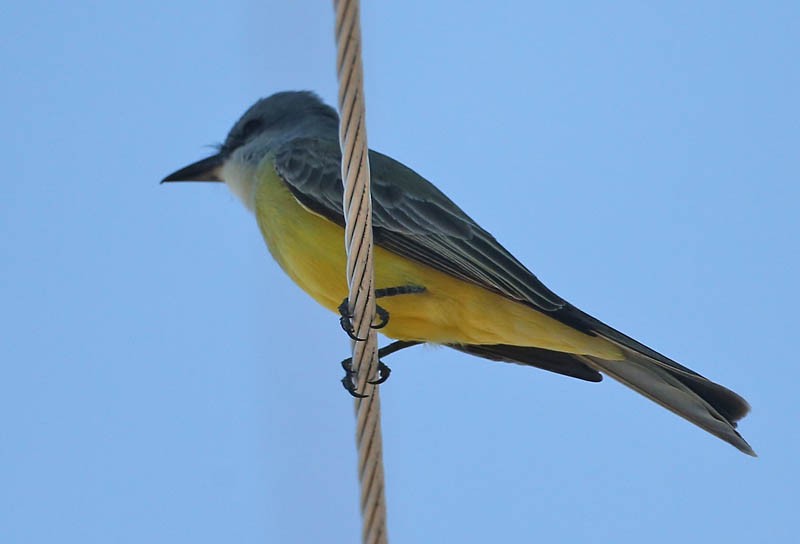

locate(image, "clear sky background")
[[2, 2, 798, 543]]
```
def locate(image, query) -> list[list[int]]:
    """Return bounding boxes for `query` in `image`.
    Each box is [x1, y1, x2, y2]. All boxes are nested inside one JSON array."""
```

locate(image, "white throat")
[[220, 155, 258, 212]]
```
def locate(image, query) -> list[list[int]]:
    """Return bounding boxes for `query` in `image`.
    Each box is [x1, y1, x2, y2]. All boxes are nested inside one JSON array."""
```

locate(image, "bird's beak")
[[161, 153, 225, 183]]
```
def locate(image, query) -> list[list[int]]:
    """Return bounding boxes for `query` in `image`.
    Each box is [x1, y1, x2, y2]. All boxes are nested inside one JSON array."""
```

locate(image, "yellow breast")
[[251, 161, 622, 360]]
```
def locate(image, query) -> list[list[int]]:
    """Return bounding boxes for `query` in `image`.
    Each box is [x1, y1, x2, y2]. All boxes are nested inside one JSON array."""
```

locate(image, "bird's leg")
[[367, 339, 423, 385], [371, 285, 426, 329], [338, 298, 364, 341], [338, 284, 425, 396], [341, 340, 422, 397], [337, 284, 426, 339]]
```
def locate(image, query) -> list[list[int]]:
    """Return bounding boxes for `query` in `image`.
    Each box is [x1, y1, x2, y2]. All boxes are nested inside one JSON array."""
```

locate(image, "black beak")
[[161, 153, 225, 183]]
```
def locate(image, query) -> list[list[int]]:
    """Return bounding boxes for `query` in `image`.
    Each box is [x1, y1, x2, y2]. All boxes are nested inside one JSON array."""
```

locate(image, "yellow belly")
[[253, 163, 622, 360]]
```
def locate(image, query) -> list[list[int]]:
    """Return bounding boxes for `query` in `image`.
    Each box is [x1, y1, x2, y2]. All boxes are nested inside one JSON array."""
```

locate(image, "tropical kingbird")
[[163, 91, 753, 455]]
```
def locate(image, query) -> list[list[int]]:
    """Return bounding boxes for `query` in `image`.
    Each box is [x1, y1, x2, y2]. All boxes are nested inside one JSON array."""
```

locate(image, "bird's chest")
[[252, 164, 349, 310]]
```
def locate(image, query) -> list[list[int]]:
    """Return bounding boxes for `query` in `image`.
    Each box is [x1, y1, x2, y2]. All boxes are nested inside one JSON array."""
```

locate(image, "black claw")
[[368, 361, 391, 385], [340, 356, 369, 398], [371, 305, 390, 330], [342, 376, 369, 398], [338, 298, 366, 341], [338, 340, 422, 396], [340, 316, 366, 341], [339, 289, 418, 337]]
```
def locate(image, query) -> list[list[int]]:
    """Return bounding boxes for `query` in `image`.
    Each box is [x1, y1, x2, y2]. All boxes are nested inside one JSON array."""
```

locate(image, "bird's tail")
[[577, 336, 755, 456]]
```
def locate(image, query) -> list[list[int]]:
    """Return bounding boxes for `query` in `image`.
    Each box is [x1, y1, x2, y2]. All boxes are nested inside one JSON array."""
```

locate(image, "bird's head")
[[161, 91, 338, 184]]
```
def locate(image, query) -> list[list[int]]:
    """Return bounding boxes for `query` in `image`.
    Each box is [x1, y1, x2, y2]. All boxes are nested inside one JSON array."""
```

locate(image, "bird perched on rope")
[[163, 90, 754, 456]]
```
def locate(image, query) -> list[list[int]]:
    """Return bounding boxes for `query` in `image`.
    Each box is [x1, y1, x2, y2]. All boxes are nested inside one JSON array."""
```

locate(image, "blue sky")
[[2, 1, 798, 542]]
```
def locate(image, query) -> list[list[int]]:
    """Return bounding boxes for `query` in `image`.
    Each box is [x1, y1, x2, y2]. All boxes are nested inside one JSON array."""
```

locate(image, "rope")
[[333, 2, 389, 544]]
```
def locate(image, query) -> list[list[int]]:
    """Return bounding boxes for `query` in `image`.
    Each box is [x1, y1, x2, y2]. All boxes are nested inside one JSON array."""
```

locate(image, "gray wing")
[[273, 137, 754, 454], [273, 137, 566, 313]]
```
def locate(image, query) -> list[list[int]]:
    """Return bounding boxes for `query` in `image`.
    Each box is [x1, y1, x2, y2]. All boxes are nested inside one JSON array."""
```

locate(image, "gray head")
[[222, 91, 339, 153], [162, 91, 339, 183]]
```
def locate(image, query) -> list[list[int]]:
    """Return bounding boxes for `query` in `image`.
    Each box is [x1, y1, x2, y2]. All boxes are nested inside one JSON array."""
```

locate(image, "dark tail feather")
[[551, 304, 754, 455], [448, 343, 603, 382], [448, 339, 754, 455], [669, 370, 750, 424], [578, 342, 755, 456]]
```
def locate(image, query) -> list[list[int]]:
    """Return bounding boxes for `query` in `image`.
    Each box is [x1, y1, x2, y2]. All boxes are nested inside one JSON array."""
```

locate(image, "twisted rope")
[[333, 2, 389, 544]]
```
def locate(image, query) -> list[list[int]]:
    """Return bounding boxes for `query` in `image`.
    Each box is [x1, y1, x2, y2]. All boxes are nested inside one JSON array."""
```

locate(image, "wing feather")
[[272, 136, 753, 453], [273, 138, 565, 312]]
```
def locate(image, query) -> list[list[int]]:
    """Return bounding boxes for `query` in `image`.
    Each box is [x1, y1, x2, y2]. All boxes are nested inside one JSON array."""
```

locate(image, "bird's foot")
[[338, 340, 421, 397], [337, 298, 391, 340], [340, 357, 392, 397], [337, 285, 425, 340]]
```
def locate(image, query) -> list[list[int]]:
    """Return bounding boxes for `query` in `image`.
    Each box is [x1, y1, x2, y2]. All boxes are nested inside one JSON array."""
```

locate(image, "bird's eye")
[[240, 119, 263, 140]]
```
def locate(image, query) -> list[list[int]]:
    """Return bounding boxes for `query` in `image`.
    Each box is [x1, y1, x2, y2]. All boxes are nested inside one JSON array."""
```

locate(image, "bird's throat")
[[220, 156, 259, 212]]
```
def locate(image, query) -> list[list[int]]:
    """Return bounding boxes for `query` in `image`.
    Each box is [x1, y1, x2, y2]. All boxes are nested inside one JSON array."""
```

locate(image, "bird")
[[162, 90, 754, 455]]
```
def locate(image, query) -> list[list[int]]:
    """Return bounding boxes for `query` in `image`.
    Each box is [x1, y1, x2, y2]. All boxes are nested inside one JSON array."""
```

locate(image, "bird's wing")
[[273, 137, 566, 313], [273, 137, 754, 454]]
